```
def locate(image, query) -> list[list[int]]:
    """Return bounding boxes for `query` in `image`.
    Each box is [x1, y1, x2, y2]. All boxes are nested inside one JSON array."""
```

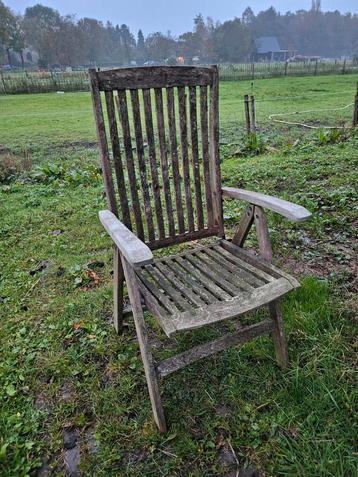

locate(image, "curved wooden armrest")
[[222, 187, 312, 222], [99, 210, 153, 266]]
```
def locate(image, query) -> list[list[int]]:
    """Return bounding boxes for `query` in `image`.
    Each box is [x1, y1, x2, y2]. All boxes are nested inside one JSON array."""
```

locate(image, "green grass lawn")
[[0, 75, 357, 476], [1, 74, 357, 150]]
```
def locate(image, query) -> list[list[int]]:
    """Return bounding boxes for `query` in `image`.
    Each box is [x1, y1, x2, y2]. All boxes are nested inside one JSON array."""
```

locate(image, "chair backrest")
[[89, 65, 224, 250]]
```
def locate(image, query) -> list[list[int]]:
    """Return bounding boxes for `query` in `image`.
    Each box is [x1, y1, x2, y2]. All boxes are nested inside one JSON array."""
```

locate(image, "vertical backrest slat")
[[104, 90, 132, 229], [209, 66, 224, 237], [142, 89, 166, 240], [89, 70, 118, 215], [189, 86, 204, 230], [166, 87, 185, 233], [178, 86, 195, 232], [199, 85, 214, 227], [130, 89, 155, 242], [116, 89, 145, 241], [154, 88, 175, 237]]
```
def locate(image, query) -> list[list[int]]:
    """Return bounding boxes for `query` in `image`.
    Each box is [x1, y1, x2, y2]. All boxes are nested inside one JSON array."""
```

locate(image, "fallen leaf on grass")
[[215, 427, 228, 449], [281, 427, 299, 439], [216, 433, 225, 449], [85, 269, 101, 286]]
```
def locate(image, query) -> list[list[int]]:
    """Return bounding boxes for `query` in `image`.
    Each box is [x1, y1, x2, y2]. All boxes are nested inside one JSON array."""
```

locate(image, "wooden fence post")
[[353, 83, 358, 128], [250, 95, 256, 132], [284, 61, 288, 76], [342, 59, 347, 75], [251, 62, 255, 80], [314, 59, 318, 76], [244, 95, 251, 135]]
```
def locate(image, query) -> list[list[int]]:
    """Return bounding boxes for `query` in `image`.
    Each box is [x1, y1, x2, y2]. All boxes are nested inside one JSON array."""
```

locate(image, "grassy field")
[[0, 74, 357, 476], [1, 74, 357, 150]]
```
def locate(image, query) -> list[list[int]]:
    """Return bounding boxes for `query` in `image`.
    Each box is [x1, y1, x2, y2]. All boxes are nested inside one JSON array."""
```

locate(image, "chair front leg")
[[254, 206, 289, 369], [121, 257, 167, 433]]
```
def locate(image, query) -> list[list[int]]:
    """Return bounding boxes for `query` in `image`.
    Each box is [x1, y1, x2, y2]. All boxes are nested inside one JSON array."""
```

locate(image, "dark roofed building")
[[255, 36, 295, 62]]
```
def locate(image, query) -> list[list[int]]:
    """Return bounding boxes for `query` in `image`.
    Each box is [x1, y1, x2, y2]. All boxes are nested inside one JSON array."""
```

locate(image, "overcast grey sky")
[[6, 1, 358, 35]]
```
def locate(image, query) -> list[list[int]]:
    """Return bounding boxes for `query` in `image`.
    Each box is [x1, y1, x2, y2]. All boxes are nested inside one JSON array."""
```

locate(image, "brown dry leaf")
[[86, 269, 101, 286], [284, 427, 299, 439], [215, 428, 226, 449]]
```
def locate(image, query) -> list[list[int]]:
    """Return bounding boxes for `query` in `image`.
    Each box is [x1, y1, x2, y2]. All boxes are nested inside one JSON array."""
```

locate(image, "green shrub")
[[30, 162, 102, 186], [234, 133, 267, 156]]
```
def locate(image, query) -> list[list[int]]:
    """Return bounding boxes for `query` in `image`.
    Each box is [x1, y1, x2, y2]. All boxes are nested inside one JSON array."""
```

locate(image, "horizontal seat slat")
[[220, 240, 300, 288], [165, 260, 218, 304], [155, 262, 206, 307], [214, 244, 274, 284], [203, 247, 255, 292], [186, 253, 240, 296], [199, 248, 254, 292], [212, 246, 265, 288], [175, 256, 232, 301], [138, 271, 180, 315], [146, 265, 192, 311]]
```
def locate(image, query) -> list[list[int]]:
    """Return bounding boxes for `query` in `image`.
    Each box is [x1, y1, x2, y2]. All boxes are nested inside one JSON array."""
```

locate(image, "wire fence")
[[219, 59, 358, 81], [236, 94, 356, 135], [1, 60, 358, 95], [0, 70, 89, 95]]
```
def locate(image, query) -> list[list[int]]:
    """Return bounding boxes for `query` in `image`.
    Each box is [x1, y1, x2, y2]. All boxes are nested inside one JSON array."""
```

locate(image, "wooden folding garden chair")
[[89, 66, 311, 432]]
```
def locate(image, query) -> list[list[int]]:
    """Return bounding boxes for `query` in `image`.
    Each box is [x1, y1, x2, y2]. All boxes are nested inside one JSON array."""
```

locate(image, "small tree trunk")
[[6, 48, 12, 67]]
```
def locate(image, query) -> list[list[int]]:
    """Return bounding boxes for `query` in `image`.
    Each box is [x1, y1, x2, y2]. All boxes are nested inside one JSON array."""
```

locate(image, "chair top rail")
[[90, 66, 216, 91]]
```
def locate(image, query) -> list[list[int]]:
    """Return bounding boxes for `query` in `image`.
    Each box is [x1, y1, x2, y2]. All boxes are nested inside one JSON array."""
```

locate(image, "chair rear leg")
[[113, 247, 124, 333], [122, 258, 167, 433], [254, 206, 289, 369], [269, 300, 289, 369]]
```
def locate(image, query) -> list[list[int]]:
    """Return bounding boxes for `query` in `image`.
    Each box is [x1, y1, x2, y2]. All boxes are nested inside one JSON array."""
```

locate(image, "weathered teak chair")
[[89, 66, 311, 432]]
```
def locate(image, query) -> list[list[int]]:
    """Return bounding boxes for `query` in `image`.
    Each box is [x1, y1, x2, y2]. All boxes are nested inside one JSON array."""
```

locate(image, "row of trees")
[[1, 1, 358, 68]]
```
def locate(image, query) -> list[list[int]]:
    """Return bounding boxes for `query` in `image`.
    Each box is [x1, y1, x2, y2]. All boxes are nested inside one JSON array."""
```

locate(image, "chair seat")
[[135, 239, 300, 337]]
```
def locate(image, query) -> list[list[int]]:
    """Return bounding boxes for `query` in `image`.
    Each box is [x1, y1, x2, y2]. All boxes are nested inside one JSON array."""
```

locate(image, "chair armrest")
[[222, 187, 312, 222], [99, 210, 153, 266]]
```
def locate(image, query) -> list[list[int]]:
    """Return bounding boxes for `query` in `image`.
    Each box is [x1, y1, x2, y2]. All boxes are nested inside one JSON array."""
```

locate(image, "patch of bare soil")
[[285, 236, 357, 287]]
